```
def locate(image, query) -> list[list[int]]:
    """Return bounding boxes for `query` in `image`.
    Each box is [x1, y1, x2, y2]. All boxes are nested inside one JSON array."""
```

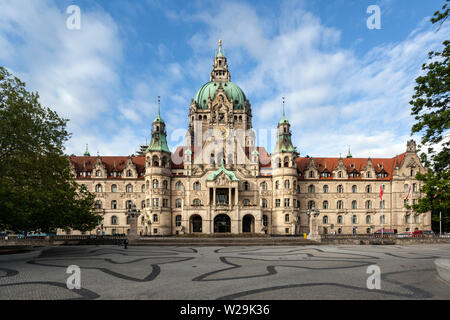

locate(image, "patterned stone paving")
[[0, 244, 449, 300]]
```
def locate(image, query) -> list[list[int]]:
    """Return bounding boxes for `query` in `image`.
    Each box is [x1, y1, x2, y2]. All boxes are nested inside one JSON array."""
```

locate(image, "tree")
[[410, 0, 449, 231], [0, 67, 101, 233]]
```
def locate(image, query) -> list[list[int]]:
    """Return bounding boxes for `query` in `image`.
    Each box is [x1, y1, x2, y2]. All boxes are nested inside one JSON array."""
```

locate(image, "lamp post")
[[126, 204, 141, 240]]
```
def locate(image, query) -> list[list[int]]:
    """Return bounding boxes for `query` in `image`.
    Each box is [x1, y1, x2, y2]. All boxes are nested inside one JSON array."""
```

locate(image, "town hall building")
[[68, 41, 430, 236]]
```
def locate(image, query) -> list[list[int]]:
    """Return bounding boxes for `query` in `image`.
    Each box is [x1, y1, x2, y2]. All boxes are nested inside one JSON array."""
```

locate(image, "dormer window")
[[95, 170, 101, 177]]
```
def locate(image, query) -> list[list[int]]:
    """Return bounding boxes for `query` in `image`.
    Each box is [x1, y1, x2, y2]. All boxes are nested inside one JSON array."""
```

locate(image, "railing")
[[321, 234, 450, 240], [0, 234, 127, 241]]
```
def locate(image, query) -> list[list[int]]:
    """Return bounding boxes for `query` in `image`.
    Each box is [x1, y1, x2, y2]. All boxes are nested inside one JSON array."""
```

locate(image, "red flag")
[[379, 186, 383, 200], [405, 185, 412, 200]]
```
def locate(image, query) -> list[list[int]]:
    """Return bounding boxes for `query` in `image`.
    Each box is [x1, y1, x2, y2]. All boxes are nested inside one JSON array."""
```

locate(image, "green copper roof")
[[278, 115, 289, 125], [274, 135, 296, 153], [207, 164, 239, 181], [146, 132, 170, 153], [153, 115, 164, 124], [194, 81, 246, 109]]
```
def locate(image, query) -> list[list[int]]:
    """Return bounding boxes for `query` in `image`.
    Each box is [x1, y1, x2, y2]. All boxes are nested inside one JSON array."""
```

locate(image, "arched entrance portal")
[[214, 214, 231, 233], [242, 214, 255, 233], [190, 215, 202, 233]]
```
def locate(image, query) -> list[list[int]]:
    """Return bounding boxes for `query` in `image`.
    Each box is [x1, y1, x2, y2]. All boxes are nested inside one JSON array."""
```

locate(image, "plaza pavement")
[[0, 244, 449, 300]]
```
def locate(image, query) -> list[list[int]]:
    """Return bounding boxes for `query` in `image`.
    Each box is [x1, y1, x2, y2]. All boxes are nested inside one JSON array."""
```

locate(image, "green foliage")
[[0, 67, 101, 233], [410, 1, 449, 225]]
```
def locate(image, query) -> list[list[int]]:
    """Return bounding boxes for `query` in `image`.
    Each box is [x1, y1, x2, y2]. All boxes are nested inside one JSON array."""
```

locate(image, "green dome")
[[194, 81, 246, 109], [153, 115, 164, 123]]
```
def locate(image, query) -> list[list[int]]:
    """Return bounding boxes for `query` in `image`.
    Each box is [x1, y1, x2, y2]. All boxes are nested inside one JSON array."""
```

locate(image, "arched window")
[[284, 156, 289, 167], [261, 199, 268, 208], [95, 184, 102, 193], [284, 180, 290, 189], [175, 181, 183, 191], [126, 200, 133, 209], [337, 215, 343, 224], [153, 179, 159, 189], [126, 184, 133, 193], [95, 170, 102, 177], [308, 200, 315, 209], [352, 215, 357, 224], [337, 185, 344, 193], [352, 185, 357, 193], [162, 180, 168, 189], [323, 216, 329, 224], [277, 158, 282, 168], [366, 185, 372, 193], [111, 200, 117, 209], [380, 200, 385, 209], [309, 171, 314, 178], [285, 214, 290, 222], [337, 200, 344, 210], [175, 199, 182, 208], [338, 171, 342, 178], [323, 201, 329, 209], [127, 169, 132, 177], [111, 184, 118, 193], [111, 216, 118, 225], [366, 215, 371, 224], [366, 200, 372, 209], [380, 215, 386, 224], [323, 185, 329, 193], [367, 171, 371, 178], [193, 181, 201, 190], [352, 200, 357, 209], [308, 185, 315, 193], [260, 182, 267, 191], [175, 215, 182, 227], [152, 155, 159, 167], [95, 200, 102, 209], [243, 181, 250, 191], [275, 181, 280, 190], [141, 200, 146, 209], [193, 199, 201, 206], [141, 184, 145, 193]]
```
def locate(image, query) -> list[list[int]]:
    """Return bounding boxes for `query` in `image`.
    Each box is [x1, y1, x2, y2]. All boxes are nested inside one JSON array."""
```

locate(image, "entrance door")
[[191, 215, 202, 233], [214, 214, 231, 233], [242, 214, 254, 233]]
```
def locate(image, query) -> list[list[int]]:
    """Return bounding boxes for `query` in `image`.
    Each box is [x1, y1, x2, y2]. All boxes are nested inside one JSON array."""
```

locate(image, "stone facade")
[[67, 41, 430, 236]]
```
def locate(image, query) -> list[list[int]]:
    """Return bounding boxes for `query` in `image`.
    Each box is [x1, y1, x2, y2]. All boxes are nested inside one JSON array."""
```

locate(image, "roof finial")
[[282, 96, 286, 118], [158, 96, 161, 116]]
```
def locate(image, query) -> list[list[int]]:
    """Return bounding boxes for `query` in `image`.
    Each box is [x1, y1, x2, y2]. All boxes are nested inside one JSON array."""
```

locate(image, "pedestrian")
[[123, 238, 128, 249]]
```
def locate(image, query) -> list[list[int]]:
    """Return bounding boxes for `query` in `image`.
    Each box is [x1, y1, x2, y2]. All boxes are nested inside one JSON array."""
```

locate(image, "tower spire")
[[211, 40, 230, 82], [282, 96, 286, 118], [158, 96, 161, 117], [84, 144, 90, 156]]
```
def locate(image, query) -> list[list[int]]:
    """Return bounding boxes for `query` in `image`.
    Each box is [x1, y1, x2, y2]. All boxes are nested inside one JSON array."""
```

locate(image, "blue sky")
[[0, 0, 448, 157]]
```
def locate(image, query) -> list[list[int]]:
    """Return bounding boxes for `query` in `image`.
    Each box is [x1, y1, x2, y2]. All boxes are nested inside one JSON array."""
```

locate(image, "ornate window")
[[152, 179, 159, 189], [96, 170, 102, 177], [111, 184, 118, 193], [126, 184, 133, 193], [337, 185, 344, 193], [193, 181, 201, 190], [193, 199, 201, 206], [175, 181, 183, 191], [127, 169, 132, 177], [95, 184, 102, 193], [337, 200, 344, 210], [284, 180, 290, 189], [323, 185, 329, 193], [308, 185, 315, 193], [243, 181, 250, 191], [366, 200, 372, 209], [260, 182, 268, 191]]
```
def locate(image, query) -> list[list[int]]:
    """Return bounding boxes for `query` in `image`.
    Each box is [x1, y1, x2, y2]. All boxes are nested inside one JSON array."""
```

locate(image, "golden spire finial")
[[219, 39, 222, 47]]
